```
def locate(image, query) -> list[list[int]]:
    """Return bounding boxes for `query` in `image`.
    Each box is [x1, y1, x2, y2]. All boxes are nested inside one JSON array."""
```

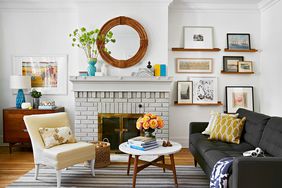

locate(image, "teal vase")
[[87, 58, 97, 76]]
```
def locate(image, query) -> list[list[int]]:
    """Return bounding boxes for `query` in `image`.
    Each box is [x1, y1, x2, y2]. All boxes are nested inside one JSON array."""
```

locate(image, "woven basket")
[[90, 138, 111, 168]]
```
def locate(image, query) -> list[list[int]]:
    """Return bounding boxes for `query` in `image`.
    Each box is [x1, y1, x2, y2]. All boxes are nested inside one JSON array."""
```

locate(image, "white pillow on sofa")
[[202, 111, 239, 135]]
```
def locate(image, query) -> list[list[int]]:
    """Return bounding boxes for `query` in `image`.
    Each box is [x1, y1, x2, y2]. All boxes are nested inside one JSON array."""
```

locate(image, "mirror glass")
[[106, 25, 140, 60]]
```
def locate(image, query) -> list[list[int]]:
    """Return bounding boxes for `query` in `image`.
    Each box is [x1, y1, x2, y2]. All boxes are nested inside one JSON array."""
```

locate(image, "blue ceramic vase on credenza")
[[87, 58, 97, 76]]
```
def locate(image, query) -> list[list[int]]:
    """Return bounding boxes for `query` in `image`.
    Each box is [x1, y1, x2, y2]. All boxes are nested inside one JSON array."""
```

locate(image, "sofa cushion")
[[259, 117, 282, 157], [236, 108, 270, 147]]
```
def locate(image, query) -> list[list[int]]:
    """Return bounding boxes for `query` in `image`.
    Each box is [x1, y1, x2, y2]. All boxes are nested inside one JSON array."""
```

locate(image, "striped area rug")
[[7, 165, 209, 188]]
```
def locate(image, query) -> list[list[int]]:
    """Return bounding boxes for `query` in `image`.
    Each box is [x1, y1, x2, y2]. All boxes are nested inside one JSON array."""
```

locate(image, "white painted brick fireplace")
[[70, 76, 173, 142]]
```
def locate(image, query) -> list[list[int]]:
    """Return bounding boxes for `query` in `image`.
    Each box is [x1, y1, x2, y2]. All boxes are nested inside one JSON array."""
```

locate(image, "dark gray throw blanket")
[[210, 157, 234, 188]]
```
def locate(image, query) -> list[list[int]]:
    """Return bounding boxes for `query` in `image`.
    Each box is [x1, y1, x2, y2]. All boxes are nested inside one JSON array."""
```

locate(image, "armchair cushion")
[[39, 127, 76, 148], [43, 142, 95, 170]]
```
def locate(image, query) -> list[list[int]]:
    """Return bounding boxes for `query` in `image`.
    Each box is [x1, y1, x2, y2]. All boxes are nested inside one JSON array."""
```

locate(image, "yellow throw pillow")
[[39, 127, 77, 149], [209, 115, 246, 144]]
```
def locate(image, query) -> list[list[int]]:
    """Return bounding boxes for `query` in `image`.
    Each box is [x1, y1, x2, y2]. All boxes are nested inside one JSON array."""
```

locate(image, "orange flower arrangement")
[[136, 113, 164, 131]]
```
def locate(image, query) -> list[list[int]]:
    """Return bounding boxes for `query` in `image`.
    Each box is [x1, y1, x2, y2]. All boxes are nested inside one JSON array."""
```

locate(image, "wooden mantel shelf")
[[171, 48, 221, 52], [221, 71, 254, 74], [224, 48, 258, 52], [174, 101, 223, 106]]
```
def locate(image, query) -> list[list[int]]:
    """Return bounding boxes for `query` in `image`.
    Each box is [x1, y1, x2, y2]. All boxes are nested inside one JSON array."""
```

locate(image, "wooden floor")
[[0, 146, 194, 188]]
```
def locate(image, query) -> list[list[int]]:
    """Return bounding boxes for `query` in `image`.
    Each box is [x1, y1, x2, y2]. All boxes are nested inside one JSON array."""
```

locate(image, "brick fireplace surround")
[[70, 76, 173, 142]]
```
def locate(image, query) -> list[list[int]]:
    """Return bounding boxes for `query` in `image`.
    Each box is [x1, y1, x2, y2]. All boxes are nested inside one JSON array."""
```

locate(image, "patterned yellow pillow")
[[209, 115, 246, 144], [39, 127, 77, 149]]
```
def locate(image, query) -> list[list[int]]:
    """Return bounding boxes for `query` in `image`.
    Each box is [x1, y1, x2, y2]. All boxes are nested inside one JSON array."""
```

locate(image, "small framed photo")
[[184, 26, 214, 49], [190, 77, 218, 104], [227, 33, 251, 50], [238, 61, 253, 72], [177, 81, 193, 104], [176, 58, 213, 73], [223, 56, 244, 72], [226, 86, 254, 113]]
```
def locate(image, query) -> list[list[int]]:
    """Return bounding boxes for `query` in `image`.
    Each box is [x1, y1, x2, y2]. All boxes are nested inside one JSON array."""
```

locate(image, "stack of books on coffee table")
[[128, 136, 159, 151]]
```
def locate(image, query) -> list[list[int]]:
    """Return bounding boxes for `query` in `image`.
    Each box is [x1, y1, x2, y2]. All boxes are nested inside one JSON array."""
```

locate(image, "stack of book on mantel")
[[128, 136, 159, 151]]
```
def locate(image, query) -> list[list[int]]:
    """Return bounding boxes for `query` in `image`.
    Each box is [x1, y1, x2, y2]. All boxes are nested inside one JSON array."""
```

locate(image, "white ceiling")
[[175, 0, 263, 4]]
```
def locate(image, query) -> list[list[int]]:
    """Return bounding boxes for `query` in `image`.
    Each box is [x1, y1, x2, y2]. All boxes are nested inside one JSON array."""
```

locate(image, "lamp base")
[[16, 89, 26, 109]]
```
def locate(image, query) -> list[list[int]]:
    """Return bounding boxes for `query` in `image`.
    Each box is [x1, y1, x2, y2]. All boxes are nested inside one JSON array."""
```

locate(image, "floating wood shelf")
[[174, 101, 223, 106], [224, 48, 258, 52], [171, 48, 221, 52], [221, 71, 254, 74]]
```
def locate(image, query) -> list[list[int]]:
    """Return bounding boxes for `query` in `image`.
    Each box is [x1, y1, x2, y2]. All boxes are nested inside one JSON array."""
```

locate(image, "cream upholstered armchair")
[[23, 112, 95, 188]]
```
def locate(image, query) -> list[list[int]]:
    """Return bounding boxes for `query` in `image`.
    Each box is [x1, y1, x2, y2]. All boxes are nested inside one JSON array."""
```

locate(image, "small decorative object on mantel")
[[30, 89, 42, 109], [136, 113, 164, 138], [147, 61, 152, 69], [154, 64, 167, 76], [184, 26, 214, 49], [69, 27, 116, 76], [227, 33, 251, 50], [79, 71, 88, 76]]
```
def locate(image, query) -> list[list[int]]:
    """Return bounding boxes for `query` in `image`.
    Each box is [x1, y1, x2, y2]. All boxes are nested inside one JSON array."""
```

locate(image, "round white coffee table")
[[119, 141, 182, 188]]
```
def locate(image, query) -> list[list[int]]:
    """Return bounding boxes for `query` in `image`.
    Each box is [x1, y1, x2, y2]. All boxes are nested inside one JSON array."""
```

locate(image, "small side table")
[[119, 141, 182, 188]]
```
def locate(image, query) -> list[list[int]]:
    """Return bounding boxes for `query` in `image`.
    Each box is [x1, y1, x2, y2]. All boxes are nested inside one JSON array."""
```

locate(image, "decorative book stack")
[[128, 136, 159, 151]]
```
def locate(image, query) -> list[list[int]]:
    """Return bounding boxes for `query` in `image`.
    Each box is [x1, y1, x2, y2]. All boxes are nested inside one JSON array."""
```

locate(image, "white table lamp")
[[10, 75, 31, 108]]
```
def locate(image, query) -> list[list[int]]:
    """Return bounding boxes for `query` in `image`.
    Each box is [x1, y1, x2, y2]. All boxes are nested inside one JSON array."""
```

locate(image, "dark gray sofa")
[[189, 108, 282, 188]]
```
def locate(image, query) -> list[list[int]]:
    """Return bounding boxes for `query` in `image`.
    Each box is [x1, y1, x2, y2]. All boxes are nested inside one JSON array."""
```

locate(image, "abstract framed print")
[[184, 26, 214, 49], [176, 58, 213, 73], [227, 33, 251, 50], [13, 55, 68, 95], [190, 77, 218, 104], [177, 81, 193, 104], [226, 86, 254, 113]]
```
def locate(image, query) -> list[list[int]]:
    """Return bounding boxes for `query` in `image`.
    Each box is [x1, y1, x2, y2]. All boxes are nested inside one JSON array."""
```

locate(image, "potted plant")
[[30, 89, 42, 109], [69, 27, 115, 76], [136, 113, 164, 138]]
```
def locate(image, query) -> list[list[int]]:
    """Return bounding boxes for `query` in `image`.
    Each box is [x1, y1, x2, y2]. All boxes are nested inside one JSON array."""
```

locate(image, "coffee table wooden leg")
[[162, 155, 166, 173], [133, 155, 139, 188], [127, 154, 132, 175], [169, 154, 178, 186]]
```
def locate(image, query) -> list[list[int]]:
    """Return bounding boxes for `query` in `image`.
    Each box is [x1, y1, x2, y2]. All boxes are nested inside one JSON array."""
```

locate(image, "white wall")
[[0, 0, 170, 144], [168, 6, 261, 146], [260, 0, 282, 116]]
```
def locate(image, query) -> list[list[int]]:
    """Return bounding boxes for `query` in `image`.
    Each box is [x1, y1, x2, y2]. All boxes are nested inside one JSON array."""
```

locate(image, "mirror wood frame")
[[97, 16, 148, 68]]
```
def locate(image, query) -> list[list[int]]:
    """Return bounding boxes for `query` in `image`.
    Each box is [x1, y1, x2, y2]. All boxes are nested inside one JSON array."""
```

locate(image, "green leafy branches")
[[69, 27, 116, 60], [30, 89, 42, 98]]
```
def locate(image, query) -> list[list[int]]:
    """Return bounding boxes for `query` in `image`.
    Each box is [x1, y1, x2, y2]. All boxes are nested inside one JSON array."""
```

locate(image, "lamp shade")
[[10, 75, 31, 89]]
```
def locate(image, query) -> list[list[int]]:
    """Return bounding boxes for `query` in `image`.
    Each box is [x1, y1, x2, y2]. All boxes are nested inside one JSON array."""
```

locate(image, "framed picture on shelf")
[[13, 55, 68, 95], [177, 81, 193, 104], [190, 77, 218, 104], [176, 58, 213, 73], [227, 33, 251, 50], [184, 26, 214, 49], [223, 56, 244, 72], [226, 86, 254, 113], [238, 61, 253, 72]]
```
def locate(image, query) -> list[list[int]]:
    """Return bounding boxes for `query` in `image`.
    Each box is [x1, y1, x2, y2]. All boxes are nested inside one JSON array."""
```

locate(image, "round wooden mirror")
[[97, 16, 148, 68]]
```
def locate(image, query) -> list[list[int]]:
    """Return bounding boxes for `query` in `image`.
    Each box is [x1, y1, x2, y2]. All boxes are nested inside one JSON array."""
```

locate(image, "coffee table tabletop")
[[119, 141, 182, 188], [119, 141, 182, 156]]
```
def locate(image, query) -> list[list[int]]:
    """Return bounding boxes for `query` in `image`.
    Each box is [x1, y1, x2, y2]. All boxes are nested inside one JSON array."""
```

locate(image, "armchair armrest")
[[189, 122, 208, 135], [232, 157, 282, 188]]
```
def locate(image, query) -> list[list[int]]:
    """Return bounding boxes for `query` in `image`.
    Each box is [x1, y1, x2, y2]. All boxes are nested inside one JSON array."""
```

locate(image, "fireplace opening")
[[98, 113, 143, 152]]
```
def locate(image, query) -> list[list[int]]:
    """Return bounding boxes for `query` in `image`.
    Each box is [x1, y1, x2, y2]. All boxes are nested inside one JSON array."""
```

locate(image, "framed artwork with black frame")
[[223, 56, 244, 72], [227, 33, 251, 50], [225, 86, 254, 113], [177, 81, 193, 104]]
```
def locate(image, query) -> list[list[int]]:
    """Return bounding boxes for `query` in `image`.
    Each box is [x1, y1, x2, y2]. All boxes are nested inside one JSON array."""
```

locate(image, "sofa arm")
[[189, 122, 208, 135], [232, 157, 282, 188]]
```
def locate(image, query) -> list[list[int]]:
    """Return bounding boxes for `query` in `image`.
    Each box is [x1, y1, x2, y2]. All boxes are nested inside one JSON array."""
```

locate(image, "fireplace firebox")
[[98, 113, 143, 151]]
